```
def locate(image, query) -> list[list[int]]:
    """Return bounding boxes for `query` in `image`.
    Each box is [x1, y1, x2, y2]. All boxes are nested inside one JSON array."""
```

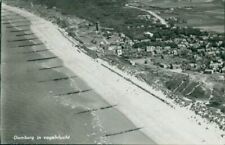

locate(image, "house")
[[116, 48, 123, 56], [156, 38, 162, 41], [192, 43, 200, 49], [211, 47, 217, 51], [201, 36, 209, 40], [206, 51, 216, 56], [119, 33, 126, 38], [209, 62, 222, 70], [99, 41, 109, 50], [137, 48, 142, 52], [197, 49, 205, 53], [108, 44, 117, 51], [137, 14, 151, 20], [186, 63, 197, 70], [159, 63, 168, 68], [170, 64, 181, 69], [217, 59, 224, 64], [178, 44, 186, 49], [174, 38, 181, 44], [189, 63, 197, 68], [156, 46, 163, 50], [144, 31, 154, 37], [146, 46, 155, 52], [141, 39, 150, 42], [204, 69, 214, 74], [205, 48, 211, 52], [164, 46, 171, 50], [215, 50, 221, 55], [173, 50, 178, 56], [126, 39, 134, 47], [129, 60, 136, 66], [221, 67, 225, 73], [193, 55, 201, 61], [217, 41, 223, 46], [154, 49, 162, 54]]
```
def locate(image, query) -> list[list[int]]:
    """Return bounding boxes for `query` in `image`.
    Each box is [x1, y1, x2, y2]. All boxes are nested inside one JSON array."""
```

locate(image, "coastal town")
[[39, 1, 225, 75], [7, 0, 224, 75], [96, 19, 225, 74]]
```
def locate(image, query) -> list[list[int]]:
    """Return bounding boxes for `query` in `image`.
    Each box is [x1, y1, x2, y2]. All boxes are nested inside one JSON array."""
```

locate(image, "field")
[[132, 0, 224, 8], [129, 0, 224, 33], [25, 0, 148, 34]]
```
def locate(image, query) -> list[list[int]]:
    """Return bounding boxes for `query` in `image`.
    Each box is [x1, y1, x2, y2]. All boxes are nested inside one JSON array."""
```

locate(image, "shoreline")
[[1, 10, 153, 144], [3, 3, 225, 144]]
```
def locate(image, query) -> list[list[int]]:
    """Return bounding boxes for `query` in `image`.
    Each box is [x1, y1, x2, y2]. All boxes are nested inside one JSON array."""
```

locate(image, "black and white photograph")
[[1, 0, 225, 144]]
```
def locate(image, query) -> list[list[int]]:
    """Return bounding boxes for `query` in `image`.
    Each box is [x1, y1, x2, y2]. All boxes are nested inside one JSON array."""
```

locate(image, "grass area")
[[130, 0, 224, 32], [132, 0, 224, 8], [25, 0, 149, 38], [163, 74, 211, 100], [165, 74, 225, 111]]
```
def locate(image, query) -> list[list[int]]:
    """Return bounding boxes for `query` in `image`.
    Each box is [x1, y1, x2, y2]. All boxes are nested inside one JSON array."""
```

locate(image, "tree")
[[220, 52, 225, 61]]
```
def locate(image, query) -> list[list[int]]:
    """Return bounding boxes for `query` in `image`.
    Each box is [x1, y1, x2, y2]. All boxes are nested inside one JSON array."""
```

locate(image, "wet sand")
[[1, 11, 154, 144]]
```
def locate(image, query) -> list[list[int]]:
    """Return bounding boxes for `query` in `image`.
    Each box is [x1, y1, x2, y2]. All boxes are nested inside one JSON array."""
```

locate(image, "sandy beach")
[[2, 3, 225, 144], [1, 5, 153, 144]]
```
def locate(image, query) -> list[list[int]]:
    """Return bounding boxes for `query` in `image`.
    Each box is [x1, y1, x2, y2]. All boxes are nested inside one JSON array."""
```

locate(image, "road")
[[126, 4, 168, 27]]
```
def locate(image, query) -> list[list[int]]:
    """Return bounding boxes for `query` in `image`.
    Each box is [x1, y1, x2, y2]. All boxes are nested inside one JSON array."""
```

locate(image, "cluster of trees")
[[133, 40, 178, 49], [22, 0, 127, 22], [220, 52, 225, 61], [152, 26, 205, 40]]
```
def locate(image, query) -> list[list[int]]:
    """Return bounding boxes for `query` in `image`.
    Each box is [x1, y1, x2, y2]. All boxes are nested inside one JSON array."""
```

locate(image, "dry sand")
[[3, 3, 225, 144], [1, 11, 153, 144]]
